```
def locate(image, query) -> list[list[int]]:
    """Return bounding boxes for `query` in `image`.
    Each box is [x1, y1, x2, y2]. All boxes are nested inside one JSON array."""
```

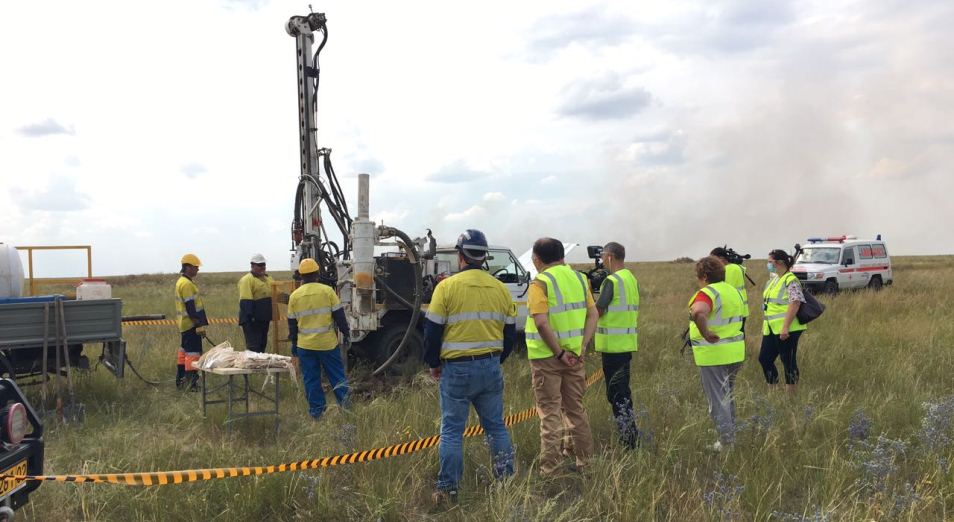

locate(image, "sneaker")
[[708, 440, 724, 452]]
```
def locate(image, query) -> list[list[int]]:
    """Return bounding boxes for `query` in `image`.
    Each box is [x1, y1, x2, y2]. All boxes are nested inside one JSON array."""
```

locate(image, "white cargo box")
[[76, 278, 112, 300]]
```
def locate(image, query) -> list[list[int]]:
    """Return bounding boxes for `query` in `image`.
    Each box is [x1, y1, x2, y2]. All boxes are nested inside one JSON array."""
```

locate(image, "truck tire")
[[371, 323, 424, 377], [824, 280, 839, 294], [867, 275, 883, 291]]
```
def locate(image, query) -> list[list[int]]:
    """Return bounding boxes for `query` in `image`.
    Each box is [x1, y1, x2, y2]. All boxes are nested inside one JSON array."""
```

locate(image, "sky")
[[1, 0, 952, 276]]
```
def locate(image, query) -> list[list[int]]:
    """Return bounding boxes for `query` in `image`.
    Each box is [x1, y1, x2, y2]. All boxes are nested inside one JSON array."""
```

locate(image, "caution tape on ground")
[[123, 317, 250, 327], [1, 368, 604, 485]]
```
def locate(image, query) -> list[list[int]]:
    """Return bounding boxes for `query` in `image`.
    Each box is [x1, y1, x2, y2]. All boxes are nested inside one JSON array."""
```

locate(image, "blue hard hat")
[[456, 229, 489, 261]]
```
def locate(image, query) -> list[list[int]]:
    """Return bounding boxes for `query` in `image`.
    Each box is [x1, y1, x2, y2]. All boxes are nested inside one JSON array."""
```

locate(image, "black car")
[[0, 379, 43, 519]]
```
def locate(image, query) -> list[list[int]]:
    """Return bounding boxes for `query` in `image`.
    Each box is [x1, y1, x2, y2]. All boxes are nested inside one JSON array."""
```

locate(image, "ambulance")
[[792, 235, 893, 293]]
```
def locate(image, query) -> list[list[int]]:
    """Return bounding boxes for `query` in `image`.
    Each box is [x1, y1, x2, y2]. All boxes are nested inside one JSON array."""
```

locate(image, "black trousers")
[[758, 331, 803, 385], [601, 352, 638, 448], [242, 321, 270, 353]]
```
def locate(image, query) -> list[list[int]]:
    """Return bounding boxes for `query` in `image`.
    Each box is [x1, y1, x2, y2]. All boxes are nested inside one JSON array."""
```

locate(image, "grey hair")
[[603, 242, 625, 261]]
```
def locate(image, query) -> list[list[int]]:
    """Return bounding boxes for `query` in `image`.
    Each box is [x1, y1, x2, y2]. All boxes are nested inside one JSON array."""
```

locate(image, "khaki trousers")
[[530, 356, 594, 474]]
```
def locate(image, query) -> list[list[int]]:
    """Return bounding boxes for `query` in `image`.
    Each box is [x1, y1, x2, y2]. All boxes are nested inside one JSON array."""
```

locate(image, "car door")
[[856, 244, 877, 287], [839, 246, 859, 288], [486, 249, 530, 330]]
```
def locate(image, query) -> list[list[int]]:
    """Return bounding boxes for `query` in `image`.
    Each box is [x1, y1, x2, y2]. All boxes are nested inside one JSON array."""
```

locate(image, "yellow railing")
[[270, 280, 299, 355], [15, 245, 93, 296]]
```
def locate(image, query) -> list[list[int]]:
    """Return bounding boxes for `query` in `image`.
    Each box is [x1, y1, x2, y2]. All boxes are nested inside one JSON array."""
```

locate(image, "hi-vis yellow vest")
[[525, 265, 588, 359], [688, 282, 745, 366], [724, 263, 750, 317], [287, 282, 342, 351], [595, 269, 639, 353], [425, 269, 517, 360], [762, 271, 807, 336]]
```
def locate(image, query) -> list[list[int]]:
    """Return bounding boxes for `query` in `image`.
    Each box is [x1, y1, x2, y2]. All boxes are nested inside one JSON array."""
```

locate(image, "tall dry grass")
[[15, 257, 954, 521]]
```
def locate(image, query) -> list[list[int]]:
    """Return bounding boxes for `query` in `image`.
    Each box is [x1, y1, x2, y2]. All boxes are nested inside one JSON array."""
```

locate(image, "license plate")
[[0, 460, 28, 500]]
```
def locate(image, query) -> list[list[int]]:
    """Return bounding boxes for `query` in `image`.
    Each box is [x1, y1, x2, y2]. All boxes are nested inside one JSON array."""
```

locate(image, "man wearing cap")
[[424, 229, 516, 504], [175, 253, 209, 391], [238, 254, 274, 353], [287, 258, 351, 420]]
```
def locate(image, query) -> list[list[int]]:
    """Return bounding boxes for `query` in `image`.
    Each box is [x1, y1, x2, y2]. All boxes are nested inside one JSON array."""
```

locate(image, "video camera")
[[721, 245, 751, 265], [584, 245, 608, 293]]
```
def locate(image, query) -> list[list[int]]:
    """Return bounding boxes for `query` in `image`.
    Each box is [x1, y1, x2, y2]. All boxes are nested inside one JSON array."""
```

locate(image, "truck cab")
[[0, 378, 43, 518], [793, 235, 893, 293], [433, 246, 531, 331]]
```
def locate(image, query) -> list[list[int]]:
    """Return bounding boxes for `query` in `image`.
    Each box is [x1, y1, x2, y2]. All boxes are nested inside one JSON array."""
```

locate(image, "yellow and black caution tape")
[[123, 317, 247, 327], [2, 368, 603, 485]]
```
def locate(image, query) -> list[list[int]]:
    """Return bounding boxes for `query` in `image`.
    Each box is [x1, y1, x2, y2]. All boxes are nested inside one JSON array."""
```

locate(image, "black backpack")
[[796, 286, 826, 324]]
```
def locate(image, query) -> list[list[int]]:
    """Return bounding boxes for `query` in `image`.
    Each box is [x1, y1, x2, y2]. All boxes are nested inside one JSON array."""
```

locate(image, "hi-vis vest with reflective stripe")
[[526, 265, 589, 359], [762, 271, 807, 336], [238, 273, 274, 323], [595, 268, 639, 353], [175, 276, 206, 333], [287, 282, 342, 351], [425, 268, 516, 360], [688, 282, 745, 366], [724, 263, 750, 317]]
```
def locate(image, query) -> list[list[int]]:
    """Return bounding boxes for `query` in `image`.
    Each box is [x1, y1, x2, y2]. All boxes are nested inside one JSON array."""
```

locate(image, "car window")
[[871, 244, 887, 258], [796, 247, 841, 264], [434, 251, 458, 273], [858, 245, 873, 259], [487, 250, 526, 278], [841, 247, 856, 265]]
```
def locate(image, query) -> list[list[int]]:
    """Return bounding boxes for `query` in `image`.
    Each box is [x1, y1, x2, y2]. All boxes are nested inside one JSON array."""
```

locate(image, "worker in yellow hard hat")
[[287, 258, 351, 419], [238, 254, 274, 353], [175, 253, 209, 391]]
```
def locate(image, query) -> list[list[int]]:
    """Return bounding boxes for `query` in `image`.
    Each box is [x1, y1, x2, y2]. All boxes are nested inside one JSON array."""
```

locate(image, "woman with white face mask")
[[759, 249, 807, 393]]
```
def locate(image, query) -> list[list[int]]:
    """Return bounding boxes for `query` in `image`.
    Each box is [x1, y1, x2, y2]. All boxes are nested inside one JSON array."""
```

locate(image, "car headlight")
[[811, 272, 826, 280]]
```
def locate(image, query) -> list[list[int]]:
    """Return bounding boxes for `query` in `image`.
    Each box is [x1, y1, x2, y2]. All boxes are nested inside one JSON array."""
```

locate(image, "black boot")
[[176, 364, 186, 390], [187, 371, 200, 392]]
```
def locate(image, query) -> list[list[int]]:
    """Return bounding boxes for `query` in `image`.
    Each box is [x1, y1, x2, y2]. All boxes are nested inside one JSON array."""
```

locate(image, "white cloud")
[[1, 0, 952, 276]]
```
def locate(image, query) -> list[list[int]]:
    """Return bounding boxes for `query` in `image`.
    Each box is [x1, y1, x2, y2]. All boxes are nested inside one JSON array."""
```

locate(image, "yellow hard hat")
[[180, 253, 202, 266], [299, 258, 319, 275]]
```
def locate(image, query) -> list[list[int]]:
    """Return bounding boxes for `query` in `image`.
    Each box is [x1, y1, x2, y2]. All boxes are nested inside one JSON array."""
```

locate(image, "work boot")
[[187, 371, 200, 392]]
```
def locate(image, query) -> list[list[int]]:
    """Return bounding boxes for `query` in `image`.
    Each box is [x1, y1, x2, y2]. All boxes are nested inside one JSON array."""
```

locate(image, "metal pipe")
[[351, 173, 376, 318], [357, 173, 369, 219]]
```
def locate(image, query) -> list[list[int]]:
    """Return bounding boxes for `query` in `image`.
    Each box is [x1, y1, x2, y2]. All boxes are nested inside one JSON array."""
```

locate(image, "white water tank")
[[0, 243, 25, 299]]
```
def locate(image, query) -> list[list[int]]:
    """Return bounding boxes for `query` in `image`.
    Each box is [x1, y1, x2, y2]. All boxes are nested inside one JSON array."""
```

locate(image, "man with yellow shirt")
[[175, 253, 209, 391], [424, 229, 516, 503], [525, 237, 598, 476], [238, 254, 274, 353], [287, 258, 351, 420]]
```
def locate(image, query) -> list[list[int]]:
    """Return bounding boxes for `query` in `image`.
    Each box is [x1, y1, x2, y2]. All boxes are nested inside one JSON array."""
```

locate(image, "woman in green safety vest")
[[688, 256, 746, 451], [758, 249, 807, 394]]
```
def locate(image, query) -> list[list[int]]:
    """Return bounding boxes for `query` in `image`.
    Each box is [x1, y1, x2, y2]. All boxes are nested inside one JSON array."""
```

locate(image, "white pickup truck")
[[431, 243, 579, 331]]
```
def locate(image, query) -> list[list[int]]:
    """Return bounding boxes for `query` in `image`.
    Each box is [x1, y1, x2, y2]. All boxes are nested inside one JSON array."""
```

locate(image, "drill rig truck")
[[284, 12, 533, 375]]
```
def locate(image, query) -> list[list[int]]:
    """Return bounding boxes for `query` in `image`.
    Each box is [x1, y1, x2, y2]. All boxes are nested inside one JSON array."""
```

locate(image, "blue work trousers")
[[437, 356, 514, 492], [295, 346, 350, 419]]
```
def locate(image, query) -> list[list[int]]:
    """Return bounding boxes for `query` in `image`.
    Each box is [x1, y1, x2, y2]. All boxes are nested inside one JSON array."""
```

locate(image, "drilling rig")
[[285, 12, 447, 375]]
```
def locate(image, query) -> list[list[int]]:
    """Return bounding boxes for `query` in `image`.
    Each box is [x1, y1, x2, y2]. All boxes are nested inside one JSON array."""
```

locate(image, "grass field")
[[13, 256, 954, 521]]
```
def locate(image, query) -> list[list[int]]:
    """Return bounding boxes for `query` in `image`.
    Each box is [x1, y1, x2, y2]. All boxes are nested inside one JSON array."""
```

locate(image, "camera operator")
[[710, 247, 751, 335], [594, 242, 641, 449]]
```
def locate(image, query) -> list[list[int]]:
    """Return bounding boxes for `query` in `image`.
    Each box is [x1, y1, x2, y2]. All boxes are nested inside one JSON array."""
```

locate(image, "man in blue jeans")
[[287, 258, 350, 419], [424, 229, 517, 504]]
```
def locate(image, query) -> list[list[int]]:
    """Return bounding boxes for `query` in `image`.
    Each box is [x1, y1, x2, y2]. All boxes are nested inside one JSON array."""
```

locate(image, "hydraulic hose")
[[372, 226, 423, 376]]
